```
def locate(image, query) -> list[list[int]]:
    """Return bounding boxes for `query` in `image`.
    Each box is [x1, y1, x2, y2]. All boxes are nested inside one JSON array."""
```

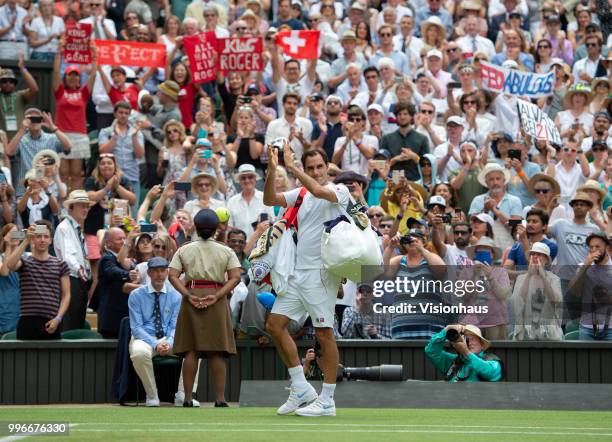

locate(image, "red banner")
[[183, 32, 217, 83], [93, 40, 167, 68], [216, 37, 263, 72], [64, 23, 92, 65]]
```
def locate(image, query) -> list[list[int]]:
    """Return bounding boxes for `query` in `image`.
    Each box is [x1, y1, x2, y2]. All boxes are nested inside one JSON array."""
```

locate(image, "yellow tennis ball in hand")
[[215, 207, 230, 223]]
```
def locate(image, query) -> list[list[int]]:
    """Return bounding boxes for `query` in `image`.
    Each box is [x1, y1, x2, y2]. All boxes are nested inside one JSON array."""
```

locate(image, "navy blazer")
[[97, 251, 130, 337]]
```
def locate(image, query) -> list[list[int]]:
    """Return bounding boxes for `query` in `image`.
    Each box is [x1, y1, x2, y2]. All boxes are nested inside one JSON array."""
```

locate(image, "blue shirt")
[[491, 51, 535, 72], [415, 8, 453, 39], [507, 237, 558, 266], [468, 191, 523, 218], [369, 50, 411, 75], [99, 122, 144, 182], [128, 281, 181, 350]]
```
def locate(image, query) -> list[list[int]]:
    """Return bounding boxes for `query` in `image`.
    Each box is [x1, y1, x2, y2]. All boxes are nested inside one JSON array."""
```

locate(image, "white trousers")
[[129, 337, 201, 399]]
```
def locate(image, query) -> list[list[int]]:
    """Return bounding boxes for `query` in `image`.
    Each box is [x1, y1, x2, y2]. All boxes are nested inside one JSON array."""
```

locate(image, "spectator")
[[491, 29, 534, 71], [227, 228, 249, 270], [431, 214, 472, 266], [31, 150, 67, 208], [0, 0, 29, 59], [53, 43, 98, 192], [415, 102, 445, 152], [450, 140, 486, 214], [381, 102, 429, 181], [555, 84, 594, 140], [97, 227, 130, 339], [230, 84, 275, 137], [393, 15, 424, 71], [415, 0, 453, 39], [265, 93, 313, 160], [3, 224, 70, 340], [336, 63, 368, 106], [568, 232, 612, 341], [227, 164, 274, 237], [0, 174, 15, 226], [0, 223, 21, 336], [157, 120, 189, 195], [369, 24, 410, 75], [28, 0, 65, 62], [270, 45, 317, 113], [504, 208, 558, 269], [17, 169, 60, 229], [524, 174, 565, 222], [469, 162, 522, 251], [311, 95, 344, 160], [328, 30, 367, 91], [571, 34, 607, 85], [227, 106, 265, 175], [182, 172, 225, 219], [456, 15, 495, 60], [341, 284, 391, 339], [577, 180, 609, 232], [511, 242, 563, 341], [98, 102, 145, 208], [53, 190, 92, 331], [383, 229, 447, 339], [128, 257, 192, 407], [546, 139, 590, 202], [332, 106, 377, 175], [425, 324, 502, 382], [271, 0, 305, 30], [501, 139, 541, 206], [433, 116, 464, 182], [422, 49, 452, 98], [581, 112, 612, 156], [79, 0, 117, 40], [461, 237, 511, 339], [0, 55, 39, 139], [548, 192, 599, 321]]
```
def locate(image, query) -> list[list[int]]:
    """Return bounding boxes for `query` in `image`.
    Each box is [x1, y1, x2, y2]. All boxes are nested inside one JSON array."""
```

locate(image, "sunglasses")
[[586, 43, 599, 48], [538, 44, 551, 49], [453, 230, 469, 236], [365, 75, 378, 80], [197, 182, 212, 187], [166, 128, 180, 134], [204, 13, 216, 17], [446, 48, 458, 52], [239, 175, 256, 180], [348, 117, 363, 122], [464, 100, 477, 105], [380, 223, 393, 229], [379, 33, 392, 37], [153, 244, 166, 250], [421, 109, 434, 114], [534, 188, 551, 194], [592, 147, 608, 152], [236, 27, 247, 31], [563, 148, 578, 153], [0, 79, 15, 84], [474, 58, 486, 62], [368, 213, 383, 219]]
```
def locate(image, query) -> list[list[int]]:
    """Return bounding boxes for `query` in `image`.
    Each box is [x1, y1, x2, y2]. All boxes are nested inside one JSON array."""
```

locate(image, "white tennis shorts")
[[271, 268, 342, 328]]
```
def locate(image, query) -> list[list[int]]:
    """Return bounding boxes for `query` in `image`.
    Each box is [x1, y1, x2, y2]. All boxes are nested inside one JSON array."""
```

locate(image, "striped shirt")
[[18, 255, 69, 318], [391, 257, 448, 340]]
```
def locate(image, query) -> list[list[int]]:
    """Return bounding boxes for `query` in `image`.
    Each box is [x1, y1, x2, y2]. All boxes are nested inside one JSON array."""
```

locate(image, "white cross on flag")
[[275, 30, 320, 59]]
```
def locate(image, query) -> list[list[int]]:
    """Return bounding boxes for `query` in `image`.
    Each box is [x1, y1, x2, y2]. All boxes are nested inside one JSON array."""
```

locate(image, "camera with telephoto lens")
[[446, 328, 462, 343]]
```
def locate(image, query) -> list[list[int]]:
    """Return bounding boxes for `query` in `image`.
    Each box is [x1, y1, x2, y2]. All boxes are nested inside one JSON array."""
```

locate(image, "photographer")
[[340, 284, 392, 339], [425, 324, 502, 382]]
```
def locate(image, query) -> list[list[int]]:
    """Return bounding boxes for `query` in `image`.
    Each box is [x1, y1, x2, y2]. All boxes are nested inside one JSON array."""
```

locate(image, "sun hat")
[[527, 173, 560, 196], [527, 242, 552, 263], [477, 162, 510, 187], [233, 163, 261, 181], [367, 103, 384, 114], [63, 189, 93, 208], [466, 236, 502, 261], [191, 172, 218, 193], [158, 80, 180, 101], [426, 48, 443, 59], [463, 324, 490, 350], [421, 16, 445, 37], [502, 59, 519, 70], [564, 84, 593, 108], [577, 180, 606, 207], [569, 191, 594, 207]]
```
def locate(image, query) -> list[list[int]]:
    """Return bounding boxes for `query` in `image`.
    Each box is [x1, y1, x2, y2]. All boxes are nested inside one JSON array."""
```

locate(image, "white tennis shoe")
[[277, 384, 318, 415], [295, 398, 336, 417]]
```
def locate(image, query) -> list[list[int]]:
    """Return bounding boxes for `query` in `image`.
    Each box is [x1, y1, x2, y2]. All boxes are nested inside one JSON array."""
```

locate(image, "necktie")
[[153, 292, 164, 339], [401, 37, 407, 53], [471, 37, 477, 54]]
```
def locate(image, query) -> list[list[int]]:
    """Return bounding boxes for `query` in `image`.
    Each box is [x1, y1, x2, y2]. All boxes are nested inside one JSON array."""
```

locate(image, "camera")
[[507, 149, 522, 161], [340, 364, 403, 382], [241, 96, 252, 104], [440, 214, 452, 224], [271, 137, 286, 155], [446, 328, 461, 342]]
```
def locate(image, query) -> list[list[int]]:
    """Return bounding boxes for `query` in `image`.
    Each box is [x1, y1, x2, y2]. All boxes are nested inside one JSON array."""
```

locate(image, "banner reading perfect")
[[217, 37, 263, 72], [480, 61, 554, 98], [183, 32, 217, 83], [94, 40, 166, 68], [64, 23, 92, 64], [517, 99, 562, 146]]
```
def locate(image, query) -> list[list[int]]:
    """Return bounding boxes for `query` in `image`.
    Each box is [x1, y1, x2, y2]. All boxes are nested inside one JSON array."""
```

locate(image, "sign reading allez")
[[480, 61, 554, 98], [183, 32, 218, 83], [517, 99, 562, 146], [64, 23, 92, 65]]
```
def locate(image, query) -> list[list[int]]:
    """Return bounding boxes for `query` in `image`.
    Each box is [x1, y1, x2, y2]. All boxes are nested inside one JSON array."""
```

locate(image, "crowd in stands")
[[0, 0, 611, 347]]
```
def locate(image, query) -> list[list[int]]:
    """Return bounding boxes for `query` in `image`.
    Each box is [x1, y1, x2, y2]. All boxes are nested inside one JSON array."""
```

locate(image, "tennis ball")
[[215, 207, 230, 223]]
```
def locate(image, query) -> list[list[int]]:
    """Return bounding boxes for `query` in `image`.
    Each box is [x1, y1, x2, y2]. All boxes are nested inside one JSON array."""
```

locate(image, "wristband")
[[518, 170, 526, 178], [54, 315, 63, 323], [396, 214, 403, 221]]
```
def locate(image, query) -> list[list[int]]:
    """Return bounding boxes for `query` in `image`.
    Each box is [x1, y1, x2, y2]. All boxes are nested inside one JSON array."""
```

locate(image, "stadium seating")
[[61, 329, 103, 340]]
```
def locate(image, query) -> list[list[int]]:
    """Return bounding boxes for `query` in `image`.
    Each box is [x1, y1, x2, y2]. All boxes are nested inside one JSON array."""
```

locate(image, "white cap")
[[550, 57, 564, 67], [427, 195, 447, 208], [446, 115, 464, 126], [326, 95, 342, 105], [470, 213, 494, 227], [367, 103, 384, 114], [426, 48, 443, 59], [502, 59, 519, 70], [528, 242, 552, 261]]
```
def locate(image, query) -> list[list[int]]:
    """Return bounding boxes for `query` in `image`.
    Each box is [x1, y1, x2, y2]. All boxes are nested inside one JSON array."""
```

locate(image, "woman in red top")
[[97, 66, 156, 110], [53, 41, 98, 191], [166, 51, 203, 130]]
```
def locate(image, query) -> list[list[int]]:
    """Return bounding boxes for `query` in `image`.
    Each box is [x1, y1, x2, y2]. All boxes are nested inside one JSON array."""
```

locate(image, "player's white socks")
[[320, 383, 336, 402], [288, 365, 309, 388]]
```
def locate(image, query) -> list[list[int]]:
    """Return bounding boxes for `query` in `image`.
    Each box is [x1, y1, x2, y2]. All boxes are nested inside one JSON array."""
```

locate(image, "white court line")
[[69, 428, 612, 437], [0, 424, 78, 442], [72, 422, 612, 431]]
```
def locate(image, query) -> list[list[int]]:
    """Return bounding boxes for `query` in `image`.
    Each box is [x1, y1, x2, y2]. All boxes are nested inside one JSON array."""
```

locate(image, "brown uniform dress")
[[170, 238, 241, 357]]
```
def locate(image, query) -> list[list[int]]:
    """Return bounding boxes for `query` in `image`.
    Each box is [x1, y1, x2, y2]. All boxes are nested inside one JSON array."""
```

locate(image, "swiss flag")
[[275, 30, 320, 59]]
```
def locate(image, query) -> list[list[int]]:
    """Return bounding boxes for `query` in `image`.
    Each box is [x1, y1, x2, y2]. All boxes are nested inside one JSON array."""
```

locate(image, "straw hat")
[[158, 80, 180, 101], [526, 242, 552, 263], [421, 16, 445, 37], [592, 77, 610, 94], [564, 84, 593, 108], [233, 163, 261, 181], [63, 189, 93, 208], [477, 162, 510, 187], [527, 173, 560, 196], [577, 180, 606, 208], [463, 324, 490, 350], [191, 172, 218, 194], [466, 236, 502, 261], [569, 191, 594, 207]]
